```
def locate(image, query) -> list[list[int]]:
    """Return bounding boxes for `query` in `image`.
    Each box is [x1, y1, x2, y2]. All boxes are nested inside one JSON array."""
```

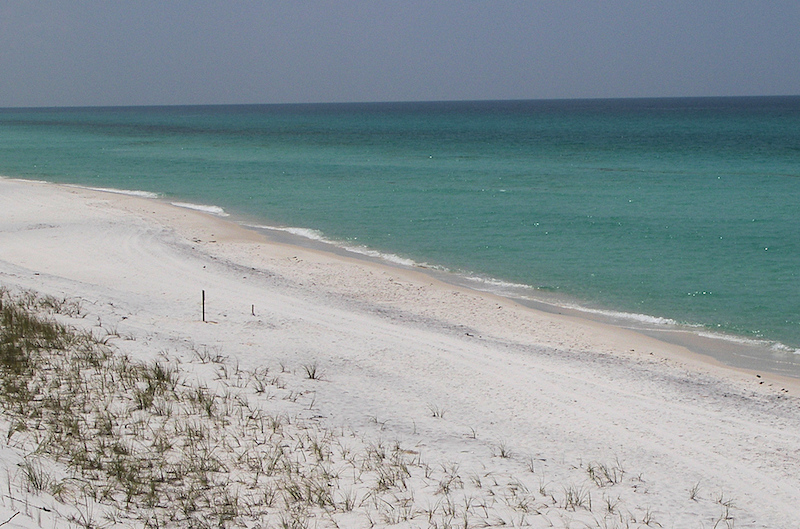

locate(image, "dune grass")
[[0, 287, 736, 528]]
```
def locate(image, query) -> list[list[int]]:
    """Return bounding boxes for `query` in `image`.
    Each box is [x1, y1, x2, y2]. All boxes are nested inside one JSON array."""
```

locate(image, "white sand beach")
[[1, 177, 799, 528]]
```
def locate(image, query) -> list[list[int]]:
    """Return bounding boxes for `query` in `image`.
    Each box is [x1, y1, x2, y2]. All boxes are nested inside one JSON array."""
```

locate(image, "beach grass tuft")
[[428, 403, 446, 419], [302, 361, 324, 380]]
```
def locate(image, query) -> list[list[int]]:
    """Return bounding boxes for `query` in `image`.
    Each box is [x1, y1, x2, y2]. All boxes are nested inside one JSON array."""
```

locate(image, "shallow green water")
[[1, 97, 798, 358]]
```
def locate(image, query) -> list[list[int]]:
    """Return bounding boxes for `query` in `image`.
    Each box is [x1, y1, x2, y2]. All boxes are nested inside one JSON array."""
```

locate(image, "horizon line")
[[2, 94, 800, 111]]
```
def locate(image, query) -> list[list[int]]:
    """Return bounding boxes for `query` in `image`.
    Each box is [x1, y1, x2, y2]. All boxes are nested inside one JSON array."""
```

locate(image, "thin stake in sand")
[[202, 289, 205, 322]]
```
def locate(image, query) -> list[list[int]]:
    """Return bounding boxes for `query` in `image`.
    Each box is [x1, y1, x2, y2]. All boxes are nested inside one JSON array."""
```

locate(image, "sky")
[[1, 1, 798, 107]]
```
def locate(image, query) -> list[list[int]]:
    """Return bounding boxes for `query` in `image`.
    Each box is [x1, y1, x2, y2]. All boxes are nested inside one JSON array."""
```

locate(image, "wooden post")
[[202, 290, 206, 322], [251, 304, 255, 316]]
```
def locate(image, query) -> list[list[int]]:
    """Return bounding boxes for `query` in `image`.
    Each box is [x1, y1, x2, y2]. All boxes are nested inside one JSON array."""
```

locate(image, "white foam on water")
[[87, 187, 160, 199], [170, 202, 230, 217], [565, 306, 681, 326], [463, 275, 537, 292], [246, 224, 435, 269], [1, 176, 51, 184], [273, 226, 328, 241], [246, 224, 330, 243], [341, 244, 424, 268], [696, 331, 766, 346], [694, 331, 800, 355], [458, 274, 680, 326], [776, 344, 800, 356]]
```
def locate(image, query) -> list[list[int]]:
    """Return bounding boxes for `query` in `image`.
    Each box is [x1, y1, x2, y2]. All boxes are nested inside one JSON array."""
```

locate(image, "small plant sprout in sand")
[[586, 460, 625, 488], [427, 403, 446, 419], [603, 494, 620, 515], [302, 361, 324, 380], [640, 506, 662, 527], [19, 458, 51, 494], [712, 492, 736, 529], [562, 484, 592, 511], [494, 440, 513, 459], [689, 481, 701, 501]]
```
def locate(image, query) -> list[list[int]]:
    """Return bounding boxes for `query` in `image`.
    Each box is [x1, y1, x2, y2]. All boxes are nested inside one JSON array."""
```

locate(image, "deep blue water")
[[1, 97, 799, 363]]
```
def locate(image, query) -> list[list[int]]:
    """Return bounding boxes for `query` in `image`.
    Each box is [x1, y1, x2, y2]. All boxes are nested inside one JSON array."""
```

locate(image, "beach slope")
[[1, 177, 799, 528]]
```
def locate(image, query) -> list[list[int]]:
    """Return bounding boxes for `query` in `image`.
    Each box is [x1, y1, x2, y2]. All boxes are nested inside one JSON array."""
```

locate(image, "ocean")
[[1, 97, 799, 374]]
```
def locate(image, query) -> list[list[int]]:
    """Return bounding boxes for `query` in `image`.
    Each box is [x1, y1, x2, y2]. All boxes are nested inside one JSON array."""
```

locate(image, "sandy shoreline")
[[2, 177, 800, 527]]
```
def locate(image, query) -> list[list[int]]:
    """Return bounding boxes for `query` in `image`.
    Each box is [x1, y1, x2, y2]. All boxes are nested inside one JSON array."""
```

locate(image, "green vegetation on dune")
[[0, 287, 737, 529]]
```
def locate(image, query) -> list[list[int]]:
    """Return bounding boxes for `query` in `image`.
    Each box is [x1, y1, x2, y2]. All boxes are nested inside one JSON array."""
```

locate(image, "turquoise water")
[[1, 97, 799, 360]]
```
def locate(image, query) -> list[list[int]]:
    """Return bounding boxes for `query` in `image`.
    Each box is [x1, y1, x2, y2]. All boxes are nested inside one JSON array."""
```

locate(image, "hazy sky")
[[1, 1, 798, 107]]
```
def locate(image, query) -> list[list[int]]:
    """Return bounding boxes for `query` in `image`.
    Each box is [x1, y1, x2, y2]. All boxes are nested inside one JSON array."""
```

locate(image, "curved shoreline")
[[85, 178, 800, 388], [7, 175, 800, 384], [3, 176, 800, 525], [190, 186, 800, 381]]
